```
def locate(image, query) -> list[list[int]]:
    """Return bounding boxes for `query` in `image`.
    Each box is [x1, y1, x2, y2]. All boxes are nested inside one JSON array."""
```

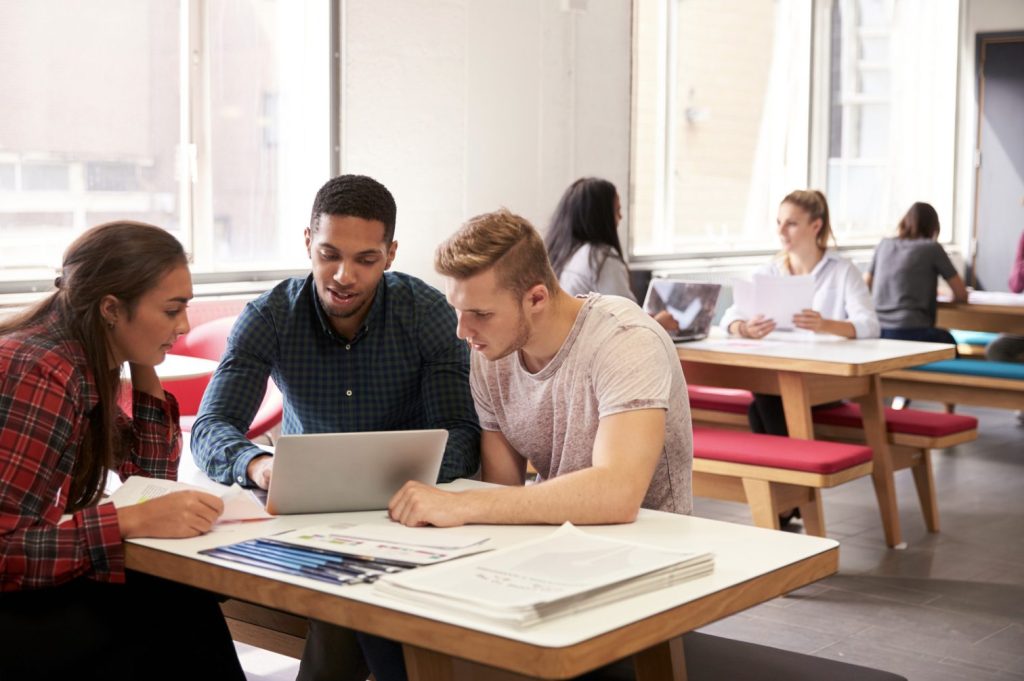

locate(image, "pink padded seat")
[[812, 403, 977, 437], [688, 385, 753, 414], [693, 426, 873, 475]]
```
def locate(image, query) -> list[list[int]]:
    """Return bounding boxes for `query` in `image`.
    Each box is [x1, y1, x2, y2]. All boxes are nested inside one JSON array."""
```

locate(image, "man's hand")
[[247, 455, 274, 490], [117, 490, 224, 539], [388, 481, 466, 527]]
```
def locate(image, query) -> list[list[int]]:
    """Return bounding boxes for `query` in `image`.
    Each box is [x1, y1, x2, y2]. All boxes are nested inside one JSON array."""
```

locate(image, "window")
[[0, 0, 331, 285], [826, 0, 958, 246], [631, 0, 959, 260]]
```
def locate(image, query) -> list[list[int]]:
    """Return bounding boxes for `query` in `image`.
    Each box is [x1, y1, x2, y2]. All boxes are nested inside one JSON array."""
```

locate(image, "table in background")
[[123, 353, 219, 380], [677, 331, 954, 548], [125, 479, 837, 681], [937, 291, 1024, 335]]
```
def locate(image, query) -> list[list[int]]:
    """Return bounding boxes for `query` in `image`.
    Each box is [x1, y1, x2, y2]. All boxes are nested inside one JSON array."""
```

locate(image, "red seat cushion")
[[812, 403, 977, 437], [688, 385, 754, 414], [693, 426, 873, 474]]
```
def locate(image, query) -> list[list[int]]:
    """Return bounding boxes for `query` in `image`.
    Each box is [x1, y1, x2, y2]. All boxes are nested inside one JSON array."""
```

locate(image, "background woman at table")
[[864, 201, 967, 344], [985, 227, 1024, 363], [545, 177, 678, 332], [720, 189, 880, 436], [0, 222, 244, 680]]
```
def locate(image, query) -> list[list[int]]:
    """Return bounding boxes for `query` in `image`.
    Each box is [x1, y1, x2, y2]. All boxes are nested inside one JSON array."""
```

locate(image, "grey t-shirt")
[[469, 294, 693, 514], [558, 243, 636, 302], [869, 238, 958, 329]]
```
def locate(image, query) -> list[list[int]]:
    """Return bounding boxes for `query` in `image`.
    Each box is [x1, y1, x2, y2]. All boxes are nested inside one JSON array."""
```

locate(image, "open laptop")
[[265, 429, 449, 514], [642, 280, 722, 342]]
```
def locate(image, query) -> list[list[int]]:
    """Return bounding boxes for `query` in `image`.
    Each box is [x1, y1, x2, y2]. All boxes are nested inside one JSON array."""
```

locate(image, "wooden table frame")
[[937, 300, 1024, 335], [678, 340, 953, 548], [126, 541, 836, 681]]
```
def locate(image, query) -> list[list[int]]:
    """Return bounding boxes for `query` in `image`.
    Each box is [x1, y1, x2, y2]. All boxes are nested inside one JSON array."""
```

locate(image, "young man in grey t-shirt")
[[387, 208, 692, 527]]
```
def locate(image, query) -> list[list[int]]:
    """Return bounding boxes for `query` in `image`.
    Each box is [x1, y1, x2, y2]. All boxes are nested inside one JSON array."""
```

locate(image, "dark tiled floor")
[[695, 405, 1024, 680]]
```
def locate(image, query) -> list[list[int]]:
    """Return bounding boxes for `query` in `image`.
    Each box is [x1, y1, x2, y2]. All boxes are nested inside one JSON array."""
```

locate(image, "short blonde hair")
[[435, 208, 560, 299]]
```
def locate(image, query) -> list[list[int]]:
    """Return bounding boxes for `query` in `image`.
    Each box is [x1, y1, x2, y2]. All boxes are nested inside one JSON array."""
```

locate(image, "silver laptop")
[[642, 280, 722, 342], [265, 429, 449, 515]]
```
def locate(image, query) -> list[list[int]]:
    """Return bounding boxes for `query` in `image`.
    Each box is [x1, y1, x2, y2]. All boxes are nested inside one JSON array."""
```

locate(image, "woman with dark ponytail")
[[0, 222, 244, 680]]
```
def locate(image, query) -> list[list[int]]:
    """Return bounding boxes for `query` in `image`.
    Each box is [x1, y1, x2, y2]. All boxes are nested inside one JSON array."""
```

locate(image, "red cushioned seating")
[[688, 385, 754, 414], [812, 403, 977, 437], [693, 426, 873, 475]]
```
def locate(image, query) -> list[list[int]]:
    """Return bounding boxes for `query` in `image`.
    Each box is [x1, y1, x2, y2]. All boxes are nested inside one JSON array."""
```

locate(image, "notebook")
[[642, 280, 722, 342], [265, 429, 449, 515]]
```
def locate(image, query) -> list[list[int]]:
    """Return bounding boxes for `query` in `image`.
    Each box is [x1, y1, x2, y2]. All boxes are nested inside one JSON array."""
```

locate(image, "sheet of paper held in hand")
[[109, 475, 273, 523], [271, 523, 492, 565], [732, 274, 814, 331]]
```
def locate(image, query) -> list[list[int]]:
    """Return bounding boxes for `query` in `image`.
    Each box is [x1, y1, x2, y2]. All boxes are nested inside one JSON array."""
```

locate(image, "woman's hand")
[[128, 362, 166, 400], [792, 309, 826, 332], [117, 490, 224, 539], [652, 310, 680, 333], [733, 315, 775, 339]]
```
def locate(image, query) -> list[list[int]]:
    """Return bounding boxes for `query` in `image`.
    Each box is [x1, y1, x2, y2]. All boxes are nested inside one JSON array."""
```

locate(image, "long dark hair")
[[544, 177, 624, 276], [0, 222, 188, 511], [896, 202, 940, 240]]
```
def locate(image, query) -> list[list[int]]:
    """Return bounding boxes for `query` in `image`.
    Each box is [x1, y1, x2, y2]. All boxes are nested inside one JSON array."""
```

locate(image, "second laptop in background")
[[642, 280, 722, 342], [266, 429, 448, 515]]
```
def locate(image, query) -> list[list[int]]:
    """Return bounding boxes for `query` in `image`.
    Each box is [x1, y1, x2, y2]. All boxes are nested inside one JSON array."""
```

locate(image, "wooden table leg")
[[776, 372, 826, 530], [777, 372, 815, 439], [633, 636, 687, 681], [854, 375, 903, 548], [404, 645, 456, 681]]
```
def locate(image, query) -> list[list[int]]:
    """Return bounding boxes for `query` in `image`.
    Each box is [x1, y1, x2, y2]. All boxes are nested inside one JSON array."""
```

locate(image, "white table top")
[[677, 329, 954, 375], [128, 478, 837, 649], [153, 353, 219, 380]]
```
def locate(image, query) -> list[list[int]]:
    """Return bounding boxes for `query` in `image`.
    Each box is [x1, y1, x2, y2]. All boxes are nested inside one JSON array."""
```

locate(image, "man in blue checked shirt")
[[191, 173, 480, 681]]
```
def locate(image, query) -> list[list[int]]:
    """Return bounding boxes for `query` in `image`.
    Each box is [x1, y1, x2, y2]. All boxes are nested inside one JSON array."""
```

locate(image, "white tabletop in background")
[[677, 329, 953, 373], [128, 474, 837, 649], [153, 353, 219, 380]]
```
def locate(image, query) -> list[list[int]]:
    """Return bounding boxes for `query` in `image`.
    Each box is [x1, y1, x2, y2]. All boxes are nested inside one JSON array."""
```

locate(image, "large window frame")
[[0, 0, 339, 296], [628, 0, 960, 266]]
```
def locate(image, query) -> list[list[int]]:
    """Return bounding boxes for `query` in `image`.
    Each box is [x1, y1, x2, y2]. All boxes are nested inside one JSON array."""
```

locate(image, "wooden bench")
[[882, 358, 1024, 412], [688, 386, 979, 532], [950, 329, 998, 359], [692, 426, 874, 536]]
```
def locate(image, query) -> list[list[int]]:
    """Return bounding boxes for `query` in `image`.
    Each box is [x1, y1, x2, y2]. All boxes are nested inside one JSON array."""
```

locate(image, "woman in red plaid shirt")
[[0, 222, 243, 679]]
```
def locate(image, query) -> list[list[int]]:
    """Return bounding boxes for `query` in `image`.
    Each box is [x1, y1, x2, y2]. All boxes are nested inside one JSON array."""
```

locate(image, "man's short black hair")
[[309, 174, 397, 242]]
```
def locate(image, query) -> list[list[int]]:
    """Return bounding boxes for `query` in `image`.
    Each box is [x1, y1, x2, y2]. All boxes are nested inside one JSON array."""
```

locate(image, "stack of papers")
[[374, 523, 714, 627], [199, 523, 492, 587]]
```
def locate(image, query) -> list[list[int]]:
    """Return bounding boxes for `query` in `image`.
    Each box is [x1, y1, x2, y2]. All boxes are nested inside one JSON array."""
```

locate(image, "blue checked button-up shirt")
[[191, 272, 481, 487]]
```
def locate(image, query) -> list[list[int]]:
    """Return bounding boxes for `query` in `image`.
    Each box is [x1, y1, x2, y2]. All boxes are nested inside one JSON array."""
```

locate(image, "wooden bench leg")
[[797, 491, 825, 537], [910, 449, 940, 532], [741, 479, 781, 530]]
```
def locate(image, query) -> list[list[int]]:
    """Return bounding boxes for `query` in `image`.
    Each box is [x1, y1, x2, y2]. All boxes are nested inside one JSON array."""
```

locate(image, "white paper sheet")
[[109, 476, 272, 523], [732, 275, 814, 330]]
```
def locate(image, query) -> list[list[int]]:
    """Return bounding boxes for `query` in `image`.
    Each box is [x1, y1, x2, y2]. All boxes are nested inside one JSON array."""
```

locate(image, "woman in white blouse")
[[721, 189, 879, 436]]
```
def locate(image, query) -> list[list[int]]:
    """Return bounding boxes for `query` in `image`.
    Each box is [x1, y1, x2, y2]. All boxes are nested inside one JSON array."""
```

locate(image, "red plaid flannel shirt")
[[1, 322, 181, 591]]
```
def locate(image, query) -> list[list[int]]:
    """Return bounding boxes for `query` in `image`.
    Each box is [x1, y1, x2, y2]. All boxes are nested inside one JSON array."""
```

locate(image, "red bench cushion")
[[693, 426, 873, 474], [688, 385, 754, 414], [812, 403, 977, 437], [688, 385, 977, 437]]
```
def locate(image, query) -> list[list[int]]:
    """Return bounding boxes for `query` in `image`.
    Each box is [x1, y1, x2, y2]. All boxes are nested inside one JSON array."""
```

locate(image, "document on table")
[[109, 476, 272, 523], [732, 274, 814, 330], [374, 523, 714, 627], [272, 522, 493, 566]]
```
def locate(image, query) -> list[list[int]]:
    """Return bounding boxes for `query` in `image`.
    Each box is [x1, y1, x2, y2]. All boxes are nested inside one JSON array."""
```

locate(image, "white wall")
[[954, 0, 1024, 258], [339, 0, 632, 287]]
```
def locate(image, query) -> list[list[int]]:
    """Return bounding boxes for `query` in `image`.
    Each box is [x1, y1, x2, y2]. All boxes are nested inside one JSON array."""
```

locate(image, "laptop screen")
[[642, 280, 722, 341]]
